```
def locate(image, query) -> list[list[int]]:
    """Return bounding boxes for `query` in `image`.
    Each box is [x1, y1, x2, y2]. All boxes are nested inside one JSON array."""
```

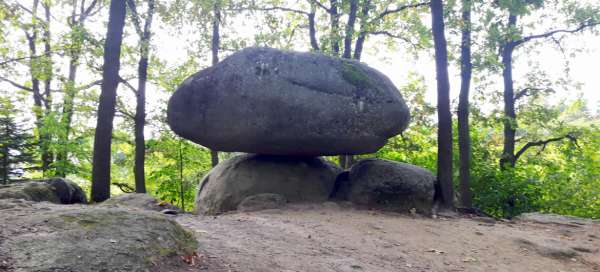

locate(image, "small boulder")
[[338, 158, 435, 214], [195, 154, 340, 215], [168, 47, 410, 156], [0, 178, 87, 204], [0, 200, 198, 272], [238, 193, 287, 212]]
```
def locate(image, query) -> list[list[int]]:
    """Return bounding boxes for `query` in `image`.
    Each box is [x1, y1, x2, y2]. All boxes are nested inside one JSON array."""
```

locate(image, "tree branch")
[[515, 21, 600, 46], [307, 0, 332, 13], [118, 76, 138, 94], [0, 76, 33, 92], [229, 6, 309, 15], [514, 133, 577, 161], [514, 87, 553, 101], [372, 1, 430, 23], [125, 0, 144, 37]]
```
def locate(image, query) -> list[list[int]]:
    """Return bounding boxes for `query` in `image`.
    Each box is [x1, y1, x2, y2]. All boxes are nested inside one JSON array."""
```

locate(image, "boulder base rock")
[[237, 193, 287, 212], [168, 47, 410, 156], [0, 199, 197, 272], [103, 193, 181, 213], [336, 158, 435, 213], [195, 154, 340, 215], [0, 178, 87, 204]]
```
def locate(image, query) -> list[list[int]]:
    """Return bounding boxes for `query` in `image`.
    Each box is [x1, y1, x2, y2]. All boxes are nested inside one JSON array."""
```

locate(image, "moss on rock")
[[341, 60, 376, 91]]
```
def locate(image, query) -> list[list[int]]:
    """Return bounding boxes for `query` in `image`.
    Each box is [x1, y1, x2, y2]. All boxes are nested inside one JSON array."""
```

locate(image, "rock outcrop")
[[0, 178, 87, 204], [334, 158, 436, 213], [0, 199, 197, 272], [195, 154, 340, 215], [103, 193, 181, 213], [168, 47, 410, 156]]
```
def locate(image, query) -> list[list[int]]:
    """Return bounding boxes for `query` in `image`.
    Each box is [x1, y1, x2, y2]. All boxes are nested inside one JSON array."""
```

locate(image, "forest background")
[[0, 0, 599, 218]]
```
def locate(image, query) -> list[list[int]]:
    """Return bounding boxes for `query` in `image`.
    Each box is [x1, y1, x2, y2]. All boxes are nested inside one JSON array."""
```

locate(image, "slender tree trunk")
[[329, 0, 340, 56], [342, 0, 358, 59], [25, 0, 51, 175], [353, 0, 371, 60], [500, 14, 518, 169], [1, 143, 8, 184], [431, 0, 453, 209], [308, 3, 319, 51], [91, 0, 127, 202], [134, 41, 149, 193], [131, 0, 155, 193], [457, 0, 472, 209], [178, 140, 185, 211], [209, 0, 221, 168], [56, 4, 81, 178]]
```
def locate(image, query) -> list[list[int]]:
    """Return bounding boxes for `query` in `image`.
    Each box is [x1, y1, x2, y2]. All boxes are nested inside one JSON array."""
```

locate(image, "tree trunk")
[[308, 4, 319, 51], [353, 0, 370, 60], [56, 3, 80, 178], [431, 0, 454, 209], [209, 1, 221, 167], [91, 0, 127, 202], [134, 42, 149, 193], [500, 14, 518, 169], [25, 0, 51, 175], [342, 0, 358, 59], [132, 0, 156, 193], [329, 0, 340, 56], [457, 0, 472, 209]]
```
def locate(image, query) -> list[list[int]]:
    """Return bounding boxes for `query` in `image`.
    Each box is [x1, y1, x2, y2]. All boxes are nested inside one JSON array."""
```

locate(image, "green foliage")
[[0, 98, 35, 183]]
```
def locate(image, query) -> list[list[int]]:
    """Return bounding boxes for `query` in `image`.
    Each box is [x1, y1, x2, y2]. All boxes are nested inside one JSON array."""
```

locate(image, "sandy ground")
[[173, 203, 600, 272]]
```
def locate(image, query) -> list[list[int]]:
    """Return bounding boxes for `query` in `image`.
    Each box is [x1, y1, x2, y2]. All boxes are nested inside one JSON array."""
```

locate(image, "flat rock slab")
[[168, 47, 410, 156]]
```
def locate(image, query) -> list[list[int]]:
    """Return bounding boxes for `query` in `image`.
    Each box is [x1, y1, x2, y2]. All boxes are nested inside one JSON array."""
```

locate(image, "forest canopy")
[[0, 0, 599, 218]]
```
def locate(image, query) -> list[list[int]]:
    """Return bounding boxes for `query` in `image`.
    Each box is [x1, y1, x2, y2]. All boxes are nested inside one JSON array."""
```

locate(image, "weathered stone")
[[103, 193, 181, 213], [168, 47, 410, 156], [195, 154, 341, 215], [237, 193, 287, 212], [338, 158, 435, 214], [0, 178, 87, 204], [0, 199, 198, 272]]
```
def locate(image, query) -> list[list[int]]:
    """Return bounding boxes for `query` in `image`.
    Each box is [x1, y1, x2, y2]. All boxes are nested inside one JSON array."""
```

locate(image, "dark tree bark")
[[91, 0, 127, 202], [430, 0, 453, 208], [353, 0, 371, 60], [500, 14, 518, 169], [308, 3, 320, 51], [342, 0, 358, 59], [457, 0, 472, 208], [210, 0, 221, 167], [126, 0, 155, 193]]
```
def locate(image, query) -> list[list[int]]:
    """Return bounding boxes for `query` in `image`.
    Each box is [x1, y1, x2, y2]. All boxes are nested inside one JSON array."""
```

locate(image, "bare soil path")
[[175, 203, 600, 272]]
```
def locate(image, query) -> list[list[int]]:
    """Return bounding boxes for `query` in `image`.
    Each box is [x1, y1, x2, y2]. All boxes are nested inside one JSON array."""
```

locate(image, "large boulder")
[[195, 154, 341, 215], [336, 158, 435, 214], [0, 178, 87, 204], [168, 47, 410, 156], [0, 199, 198, 272]]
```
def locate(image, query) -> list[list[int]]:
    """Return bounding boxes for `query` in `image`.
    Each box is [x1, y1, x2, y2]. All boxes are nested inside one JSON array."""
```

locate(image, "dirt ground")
[[173, 203, 600, 272]]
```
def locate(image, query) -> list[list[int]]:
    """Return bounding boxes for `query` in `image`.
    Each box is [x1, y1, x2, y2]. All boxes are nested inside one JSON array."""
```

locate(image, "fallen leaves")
[[181, 252, 201, 266]]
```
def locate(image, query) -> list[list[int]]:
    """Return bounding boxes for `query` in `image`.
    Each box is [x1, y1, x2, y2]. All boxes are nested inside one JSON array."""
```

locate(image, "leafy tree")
[[0, 98, 34, 183]]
